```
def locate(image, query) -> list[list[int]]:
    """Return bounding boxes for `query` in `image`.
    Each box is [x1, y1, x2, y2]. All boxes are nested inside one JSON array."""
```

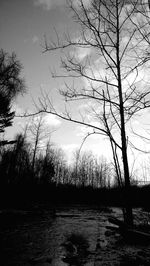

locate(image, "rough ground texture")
[[0, 205, 150, 265]]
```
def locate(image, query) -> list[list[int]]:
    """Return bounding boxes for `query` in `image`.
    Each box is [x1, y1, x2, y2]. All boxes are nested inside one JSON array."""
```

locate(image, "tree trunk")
[[116, 0, 133, 226]]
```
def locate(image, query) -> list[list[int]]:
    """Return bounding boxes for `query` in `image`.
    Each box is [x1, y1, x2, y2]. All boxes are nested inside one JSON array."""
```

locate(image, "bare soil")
[[0, 205, 150, 265]]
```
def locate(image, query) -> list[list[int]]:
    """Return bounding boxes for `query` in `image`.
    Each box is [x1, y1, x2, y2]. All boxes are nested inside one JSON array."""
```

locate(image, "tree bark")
[[116, 0, 133, 226]]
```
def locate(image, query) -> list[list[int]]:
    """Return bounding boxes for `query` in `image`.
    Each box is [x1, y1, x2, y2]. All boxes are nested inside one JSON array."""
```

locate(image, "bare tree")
[[34, 140, 55, 184], [28, 113, 53, 171], [80, 152, 111, 187], [52, 148, 67, 184], [36, 0, 150, 226], [95, 155, 112, 188]]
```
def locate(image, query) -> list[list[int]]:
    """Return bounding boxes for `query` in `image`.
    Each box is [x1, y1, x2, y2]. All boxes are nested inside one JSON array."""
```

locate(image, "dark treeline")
[[0, 132, 150, 209], [0, 131, 113, 188]]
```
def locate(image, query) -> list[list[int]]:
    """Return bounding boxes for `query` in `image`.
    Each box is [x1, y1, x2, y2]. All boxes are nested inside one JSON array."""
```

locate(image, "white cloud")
[[44, 113, 61, 127], [33, 0, 66, 10], [33, 0, 91, 11], [72, 0, 92, 9], [9, 104, 61, 139], [12, 103, 61, 127], [86, 141, 112, 158], [33, 0, 53, 10], [74, 46, 92, 61], [61, 140, 113, 166], [12, 103, 25, 115], [20, 113, 61, 128], [32, 35, 39, 44], [76, 122, 101, 138], [61, 143, 79, 164], [62, 143, 78, 152]]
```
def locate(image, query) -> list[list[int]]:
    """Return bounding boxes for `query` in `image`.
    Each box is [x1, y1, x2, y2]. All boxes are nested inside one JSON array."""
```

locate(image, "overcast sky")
[[0, 0, 110, 160], [1, 0, 150, 181]]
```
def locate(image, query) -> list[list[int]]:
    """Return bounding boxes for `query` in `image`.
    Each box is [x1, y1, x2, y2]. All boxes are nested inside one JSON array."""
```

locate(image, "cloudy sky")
[[1, 0, 150, 180], [0, 0, 109, 159]]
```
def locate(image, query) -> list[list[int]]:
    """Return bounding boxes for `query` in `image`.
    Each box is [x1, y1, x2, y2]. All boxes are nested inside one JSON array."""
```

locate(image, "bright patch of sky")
[[33, 0, 66, 10]]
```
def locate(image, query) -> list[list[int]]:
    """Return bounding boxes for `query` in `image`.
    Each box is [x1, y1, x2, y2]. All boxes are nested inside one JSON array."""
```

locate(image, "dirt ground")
[[0, 205, 150, 265]]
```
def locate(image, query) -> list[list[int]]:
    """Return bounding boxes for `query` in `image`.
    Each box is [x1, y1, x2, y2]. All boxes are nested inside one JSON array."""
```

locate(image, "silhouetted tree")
[[53, 148, 67, 184], [72, 149, 111, 188], [37, 0, 150, 226], [35, 140, 55, 184], [0, 133, 31, 184], [0, 49, 25, 145], [28, 114, 49, 171]]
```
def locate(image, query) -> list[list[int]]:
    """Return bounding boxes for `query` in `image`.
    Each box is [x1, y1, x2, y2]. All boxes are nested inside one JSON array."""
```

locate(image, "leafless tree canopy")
[[36, 0, 150, 225]]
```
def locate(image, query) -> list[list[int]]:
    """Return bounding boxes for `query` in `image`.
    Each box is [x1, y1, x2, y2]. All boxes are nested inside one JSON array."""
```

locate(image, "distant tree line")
[[0, 130, 113, 188]]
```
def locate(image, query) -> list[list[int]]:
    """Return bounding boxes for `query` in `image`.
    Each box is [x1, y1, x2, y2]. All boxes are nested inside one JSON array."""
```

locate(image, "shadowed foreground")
[[0, 205, 150, 266]]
